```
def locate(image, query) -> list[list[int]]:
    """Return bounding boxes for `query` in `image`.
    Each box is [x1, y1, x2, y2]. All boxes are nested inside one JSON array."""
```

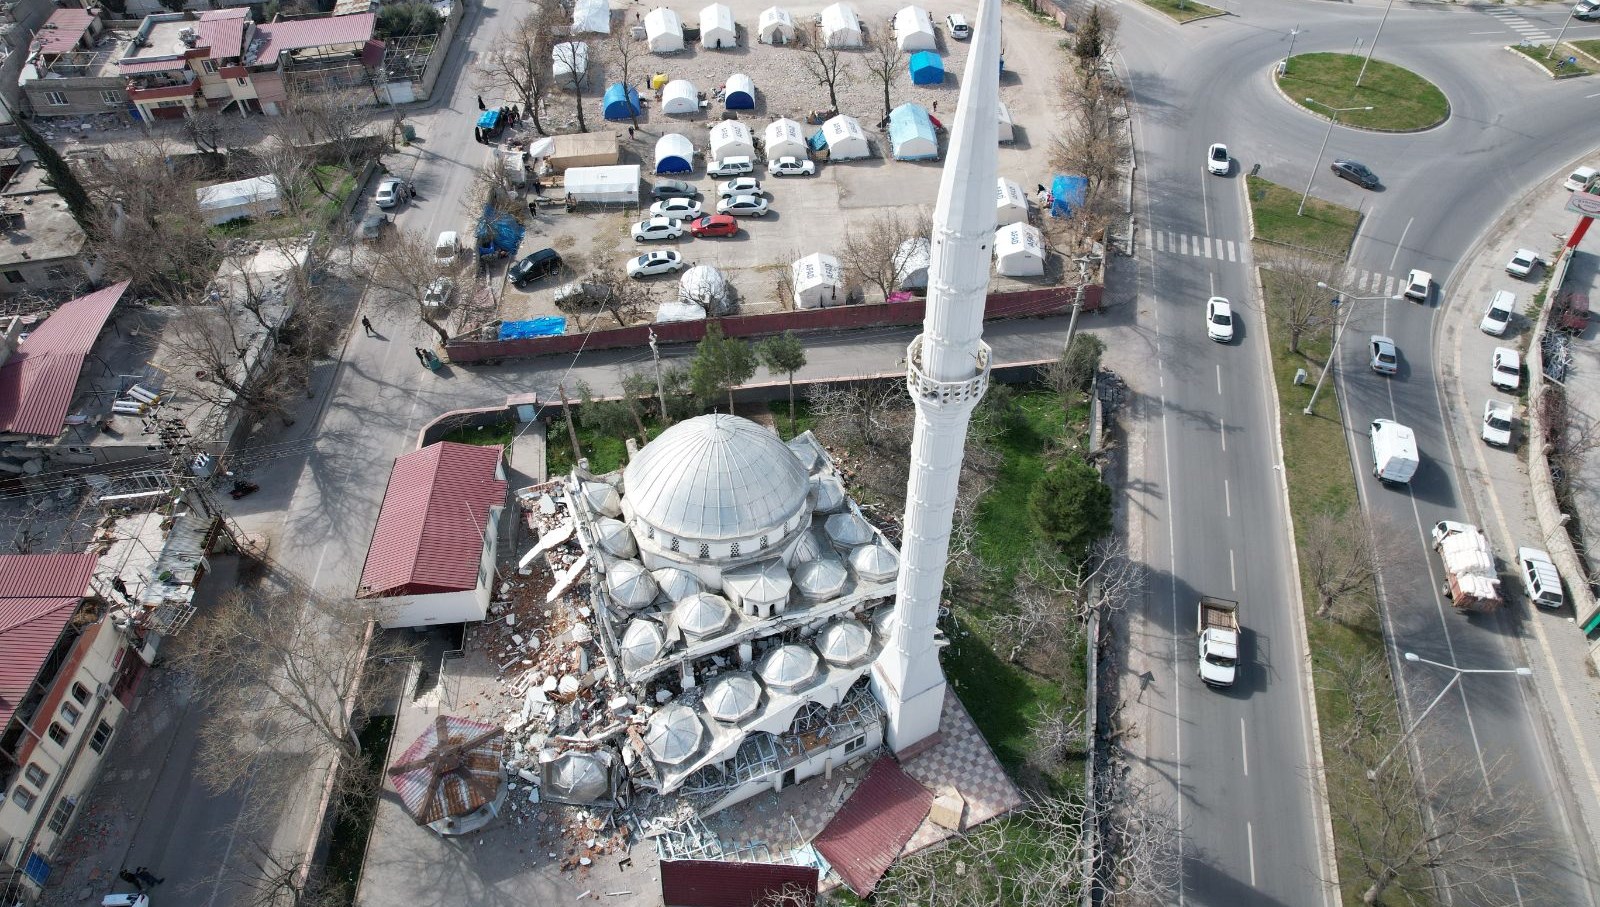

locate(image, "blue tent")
[[909, 51, 943, 85], [888, 104, 938, 161], [725, 73, 756, 109], [602, 83, 641, 120], [476, 205, 526, 257], [1050, 175, 1088, 218]]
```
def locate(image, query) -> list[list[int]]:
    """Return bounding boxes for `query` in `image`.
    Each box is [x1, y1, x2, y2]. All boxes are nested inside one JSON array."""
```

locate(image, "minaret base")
[[873, 664, 947, 756]]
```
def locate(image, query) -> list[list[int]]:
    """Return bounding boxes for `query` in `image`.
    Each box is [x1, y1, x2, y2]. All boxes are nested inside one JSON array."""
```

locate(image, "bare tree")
[[1029, 705, 1088, 772], [1303, 507, 1402, 621], [366, 228, 455, 343], [572, 269, 656, 328], [1261, 249, 1339, 354], [1048, 66, 1128, 243], [293, 89, 373, 177], [604, 30, 642, 128], [552, 40, 590, 132], [83, 140, 220, 304], [807, 381, 907, 451], [798, 26, 851, 110], [862, 31, 907, 125], [1319, 649, 1400, 758], [183, 107, 236, 156], [838, 207, 929, 302], [478, 7, 563, 137], [1090, 772, 1180, 906]]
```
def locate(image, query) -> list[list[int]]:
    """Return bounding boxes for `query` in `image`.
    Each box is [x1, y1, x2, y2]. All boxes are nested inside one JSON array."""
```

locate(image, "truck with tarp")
[[1431, 521, 1503, 611]]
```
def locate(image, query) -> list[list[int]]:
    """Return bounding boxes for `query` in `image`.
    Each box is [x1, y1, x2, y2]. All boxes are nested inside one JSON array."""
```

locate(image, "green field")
[[1246, 175, 1363, 258], [1279, 52, 1450, 131]]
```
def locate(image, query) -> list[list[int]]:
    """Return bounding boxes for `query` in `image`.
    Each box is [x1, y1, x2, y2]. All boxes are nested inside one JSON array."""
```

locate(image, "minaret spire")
[[872, 0, 1001, 755]]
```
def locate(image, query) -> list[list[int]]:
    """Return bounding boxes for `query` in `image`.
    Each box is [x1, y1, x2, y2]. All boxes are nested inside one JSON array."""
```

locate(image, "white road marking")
[[1217, 364, 1223, 395], [1247, 822, 1258, 886], [1587, 91, 1600, 99], [1241, 717, 1250, 776], [1220, 417, 1227, 451], [1388, 217, 1413, 272], [1230, 548, 1237, 590], [1225, 478, 1232, 517], [1227, 240, 1238, 262], [1204, 237, 1214, 258], [1181, 234, 1190, 256]]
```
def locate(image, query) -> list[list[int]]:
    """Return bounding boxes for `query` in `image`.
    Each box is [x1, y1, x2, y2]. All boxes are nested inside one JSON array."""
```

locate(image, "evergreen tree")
[[17, 118, 94, 230], [1074, 6, 1105, 68], [1030, 456, 1112, 564], [689, 323, 756, 413], [755, 332, 808, 436]]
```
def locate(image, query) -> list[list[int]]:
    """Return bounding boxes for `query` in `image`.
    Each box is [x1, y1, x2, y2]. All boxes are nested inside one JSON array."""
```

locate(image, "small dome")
[[607, 561, 659, 610], [794, 557, 848, 602], [645, 703, 704, 765], [818, 619, 872, 667], [548, 752, 610, 802], [786, 435, 821, 473], [723, 558, 792, 610], [791, 529, 825, 565], [810, 475, 847, 514], [620, 619, 665, 671], [581, 481, 622, 518], [759, 644, 820, 692], [872, 604, 896, 639], [651, 566, 705, 603], [824, 511, 874, 549], [850, 542, 900, 584], [701, 672, 762, 723], [675, 592, 733, 638], [594, 517, 637, 558]]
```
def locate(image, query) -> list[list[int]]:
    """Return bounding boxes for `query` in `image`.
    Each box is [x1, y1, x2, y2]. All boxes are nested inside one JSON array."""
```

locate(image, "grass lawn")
[[321, 715, 395, 907], [1137, 0, 1223, 23], [438, 421, 517, 448], [1247, 175, 1362, 259], [1574, 39, 1600, 66], [1510, 42, 1594, 77], [311, 165, 359, 224], [547, 421, 648, 475], [1279, 52, 1450, 131]]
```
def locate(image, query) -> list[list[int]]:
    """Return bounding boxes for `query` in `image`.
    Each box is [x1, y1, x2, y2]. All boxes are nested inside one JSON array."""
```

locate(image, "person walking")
[[627, 125, 635, 139], [477, 95, 486, 110], [361, 315, 375, 337], [133, 868, 164, 887], [528, 198, 537, 216], [118, 869, 145, 892], [415, 347, 430, 366]]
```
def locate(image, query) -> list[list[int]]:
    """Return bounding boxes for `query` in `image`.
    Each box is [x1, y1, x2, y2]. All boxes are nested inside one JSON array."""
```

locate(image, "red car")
[[689, 214, 738, 238]]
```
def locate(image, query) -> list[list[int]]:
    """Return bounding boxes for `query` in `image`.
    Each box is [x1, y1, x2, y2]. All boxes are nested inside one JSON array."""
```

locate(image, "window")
[[23, 765, 47, 788], [70, 683, 90, 705], [47, 723, 68, 747], [202, 60, 218, 74], [43, 91, 68, 107], [11, 787, 35, 812], [236, 78, 247, 87], [3, 271, 23, 284], [60, 702, 80, 728], [729, 542, 739, 558], [88, 720, 113, 755], [844, 735, 866, 754], [698, 543, 710, 559], [46, 797, 74, 834], [101, 91, 122, 106]]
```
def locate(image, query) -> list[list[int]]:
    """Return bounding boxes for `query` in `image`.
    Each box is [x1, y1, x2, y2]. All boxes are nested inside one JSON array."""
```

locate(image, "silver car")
[[1370, 335, 1398, 375]]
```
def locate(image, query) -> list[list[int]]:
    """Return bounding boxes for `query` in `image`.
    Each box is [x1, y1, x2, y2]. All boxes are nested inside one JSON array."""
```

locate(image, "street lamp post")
[[1368, 652, 1533, 781], [1299, 100, 1373, 217], [1354, 0, 1397, 87], [1302, 282, 1398, 416], [1286, 26, 1303, 73], [1549, 7, 1578, 60]]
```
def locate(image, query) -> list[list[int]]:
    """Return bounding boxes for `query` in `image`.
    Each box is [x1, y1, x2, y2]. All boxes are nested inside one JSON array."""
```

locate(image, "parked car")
[[1505, 248, 1541, 279], [628, 250, 685, 278], [433, 230, 459, 264], [718, 195, 770, 217], [1205, 296, 1234, 342], [1491, 347, 1521, 391], [1370, 335, 1398, 375], [423, 276, 454, 312], [1481, 399, 1514, 447], [1518, 547, 1566, 609], [374, 176, 410, 209], [1403, 269, 1432, 303], [651, 197, 703, 219], [718, 177, 764, 198], [707, 156, 754, 177], [651, 178, 698, 198], [689, 214, 739, 237], [1330, 159, 1380, 189], [1207, 143, 1229, 176], [357, 214, 388, 243], [946, 13, 971, 38], [1563, 165, 1597, 191], [1575, 0, 1600, 21], [509, 247, 562, 286], [632, 216, 685, 242], [769, 157, 816, 177], [1480, 290, 1516, 336]]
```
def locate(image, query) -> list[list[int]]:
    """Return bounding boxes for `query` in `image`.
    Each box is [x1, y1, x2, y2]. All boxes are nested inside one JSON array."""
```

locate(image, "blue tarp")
[[477, 108, 503, 130], [808, 131, 829, 153], [1051, 175, 1088, 218], [909, 51, 943, 85], [602, 83, 641, 120], [888, 103, 938, 161], [499, 317, 568, 340], [477, 206, 526, 256]]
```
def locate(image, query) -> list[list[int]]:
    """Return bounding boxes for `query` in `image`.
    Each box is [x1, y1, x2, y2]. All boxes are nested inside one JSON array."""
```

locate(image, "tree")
[[366, 228, 454, 343], [1073, 5, 1120, 69], [1030, 456, 1112, 564], [1261, 250, 1340, 354], [799, 26, 851, 110], [183, 108, 235, 156], [1048, 66, 1128, 243], [604, 29, 642, 128], [1046, 333, 1105, 398], [863, 31, 907, 125], [16, 117, 93, 229], [1303, 507, 1401, 620], [838, 208, 929, 302], [477, 9, 559, 136], [572, 270, 656, 328], [756, 332, 807, 435], [689, 322, 756, 412], [82, 140, 219, 303], [576, 380, 639, 443], [552, 40, 589, 132], [375, 1, 442, 39]]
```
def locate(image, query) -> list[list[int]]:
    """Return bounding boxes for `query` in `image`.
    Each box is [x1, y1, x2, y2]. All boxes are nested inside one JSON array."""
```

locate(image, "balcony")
[[125, 70, 197, 102]]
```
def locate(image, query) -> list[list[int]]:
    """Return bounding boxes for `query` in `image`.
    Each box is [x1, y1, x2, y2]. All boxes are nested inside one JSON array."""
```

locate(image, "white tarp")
[[660, 79, 698, 114], [552, 42, 589, 83], [564, 164, 641, 204], [892, 5, 936, 51], [764, 117, 808, 160], [708, 120, 754, 160], [680, 265, 732, 313], [196, 175, 281, 225], [819, 3, 861, 47], [656, 301, 706, 322], [893, 237, 929, 290], [792, 253, 844, 309], [998, 101, 1015, 144], [645, 7, 684, 52], [757, 6, 796, 43], [994, 222, 1045, 277], [996, 177, 1027, 226], [572, 0, 611, 33], [699, 3, 736, 48], [820, 114, 869, 160], [654, 133, 695, 173]]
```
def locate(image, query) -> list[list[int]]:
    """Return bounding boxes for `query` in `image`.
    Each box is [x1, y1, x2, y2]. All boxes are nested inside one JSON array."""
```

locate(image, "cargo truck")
[[1431, 520, 1503, 611], [1197, 597, 1240, 688]]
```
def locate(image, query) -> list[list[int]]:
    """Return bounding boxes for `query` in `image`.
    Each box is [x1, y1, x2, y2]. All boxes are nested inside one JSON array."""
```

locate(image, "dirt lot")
[[489, 0, 1072, 325]]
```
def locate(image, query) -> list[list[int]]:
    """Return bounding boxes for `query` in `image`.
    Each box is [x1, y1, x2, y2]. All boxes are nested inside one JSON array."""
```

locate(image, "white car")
[[1370, 335, 1398, 375], [1480, 290, 1516, 336], [1403, 269, 1432, 302], [650, 198, 703, 219], [1564, 165, 1597, 191], [374, 176, 408, 209], [1207, 143, 1229, 176], [769, 156, 816, 177], [717, 194, 770, 217], [631, 216, 684, 242], [1481, 399, 1514, 447], [1205, 296, 1234, 342], [718, 177, 764, 198], [1518, 547, 1565, 609], [423, 276, 454, 311], [433, 230, 459, 266], [1505, 248, 1541, 279], [1491, 347, 1521, 391], [627, 250, 685, 279]]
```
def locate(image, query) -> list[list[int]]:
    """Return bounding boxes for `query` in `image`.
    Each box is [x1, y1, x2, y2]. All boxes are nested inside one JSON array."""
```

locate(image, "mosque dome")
[[645, 703, 705, 765], [702, 672, 762, 723]]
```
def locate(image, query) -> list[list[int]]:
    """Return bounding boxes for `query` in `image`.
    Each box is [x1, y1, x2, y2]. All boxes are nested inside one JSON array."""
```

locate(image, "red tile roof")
[[660, 861, 817, 907], [813, 756, 932, 896], [196, 8, 249, 60], [358, 442, 507, 598], [33, 9, 95, 57], [0, 553, 98, 728], [251, 13, 375, 68], [387, 715, 505, 825], [0, 282, 127, 437]]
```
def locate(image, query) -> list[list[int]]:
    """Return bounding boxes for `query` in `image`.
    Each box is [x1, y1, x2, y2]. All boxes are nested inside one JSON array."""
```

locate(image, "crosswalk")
[[1484, 7, 1551, 43], [1338, 267, 1404, 299], [1145, 229, 1244, 262]]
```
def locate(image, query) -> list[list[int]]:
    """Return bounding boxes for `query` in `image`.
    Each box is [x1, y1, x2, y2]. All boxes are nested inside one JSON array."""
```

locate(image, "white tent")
[[699, 3, 737, 49], [995, 177, 1028, 226], [660, 79, 699, 114], [893, 237, 929, 290], [708, 120, 754, 160], [572, 0, 611, 33], [792, 253, 844, 309], [820, 114, 869, 160], [552, 42, 589, 84], [564, 165, 641, 205], [994, 223, 1045, 277], [764, 117, 808, 160], [654, 133, 695, 173], [819, 3, 861, 47], [998, 101, 1015, 144], [680, 265, 733, 314], [196, 175, 281, 226], [724, 72, 756, 109], [656, 301, 707, 322], [892, 6, 936, 51], [645, 7, 684, 52], [757, 6, 796, 44]]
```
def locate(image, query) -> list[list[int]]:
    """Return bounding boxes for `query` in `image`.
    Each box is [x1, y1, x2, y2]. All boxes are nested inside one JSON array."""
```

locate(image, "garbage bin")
[[402, 124, 417, 142]]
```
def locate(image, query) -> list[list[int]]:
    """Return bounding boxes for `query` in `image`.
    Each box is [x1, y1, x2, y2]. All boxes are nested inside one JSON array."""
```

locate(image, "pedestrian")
[[118, 870, 145, 892], [473, 127, 483, 144], [931, 100, 938, 113], [1036, 183, 1046, 195], [110, 576, 129, 600], [627, 125, 635, 139], [477, 95, 486, 110], [528, 199, 538, 216], [415, 347, 430, 366], [133, 868, 164, 887], [361, 315, 375, 336]]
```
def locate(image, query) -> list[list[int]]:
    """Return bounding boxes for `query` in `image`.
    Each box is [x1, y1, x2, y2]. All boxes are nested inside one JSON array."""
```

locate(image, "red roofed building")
[[358, 442, 508, 628], [0, 282, 126, 439]]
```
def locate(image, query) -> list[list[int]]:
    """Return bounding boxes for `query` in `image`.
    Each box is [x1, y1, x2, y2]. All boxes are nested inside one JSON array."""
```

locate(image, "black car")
[[509, 248, 562, 286], [651, 178, 698, 199], [1330, 159, 1379, 189]]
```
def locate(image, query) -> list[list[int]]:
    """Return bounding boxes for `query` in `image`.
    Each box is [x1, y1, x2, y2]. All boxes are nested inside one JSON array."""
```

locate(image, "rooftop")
[[0, 282, 126, 437], [0, 552, 98, 728], [31, 8, 95, 58], [359, 442, 508, 598], [247, 12, 376, 68]]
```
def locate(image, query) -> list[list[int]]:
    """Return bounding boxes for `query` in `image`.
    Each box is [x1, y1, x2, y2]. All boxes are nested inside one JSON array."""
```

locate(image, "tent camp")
[[603, 83, 642, 120], [1050, 174, 1088, 217], [998, 101, 1015, 144], [893, 237, 930, 290], [996, 177, 1028, 226], [792, 253, 845, 308], [909, 51, 943, 85], [645, 7, 684, 52], [819, 3, 861, 47], [765, 118, 808, 160], [197, 175, 280, 225], [820, 114, 869, 160], [654, 133, 695, 173], [700, 4, 737, 48], [564, 165, 641, 205], [893, 6, 936, 51], [661, 79, 699, 114], [994, 223, 1045, 277], [724, 73, 756, 109], [572, 0, 611, 33], [708, 120, 755, 160], [680, 265, 733, 314], [757, 6, 796, 44], [889, 103, 937, 161], [552, 42, 589, 85]]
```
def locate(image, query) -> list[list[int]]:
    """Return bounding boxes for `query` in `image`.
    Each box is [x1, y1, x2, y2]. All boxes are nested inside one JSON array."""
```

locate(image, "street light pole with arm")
[[1354, 0, 1397, 87], [1303, 282, 1399, 416], [1368, 652, 1533, 780], [1299, 100, 1373, 217]]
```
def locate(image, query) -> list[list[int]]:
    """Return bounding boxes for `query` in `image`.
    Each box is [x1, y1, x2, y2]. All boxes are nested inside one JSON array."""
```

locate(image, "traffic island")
[[1277, 52, 1450, 132], [1507, 42, 1594, 78], [1137, 0, 1224, 23], [1245, 175, 1362, 259]]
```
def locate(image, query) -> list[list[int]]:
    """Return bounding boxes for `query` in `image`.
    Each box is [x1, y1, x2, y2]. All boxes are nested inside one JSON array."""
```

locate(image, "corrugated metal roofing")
[[34, 9, 95, 56], [0, 282, 127, 437], [660, 860, 817, 907], [813, 755, 932, 896], [358, 442, 506, 598], [387, 715, 505, 825], [0, 553, 98, 728], [250, 12, 375, 67], [196, 8, 249, 60]]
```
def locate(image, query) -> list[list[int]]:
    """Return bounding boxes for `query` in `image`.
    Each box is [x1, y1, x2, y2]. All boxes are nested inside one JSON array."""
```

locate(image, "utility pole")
[[556, 383, 583, 464], [1303, 282, 1399, 415], [1285, 25, 1303, 73], [1549, 7, 1578, 59], [648, 328, 669, 424], [1354, 0, 1396, 87], [1299, 100, 1372, 216]]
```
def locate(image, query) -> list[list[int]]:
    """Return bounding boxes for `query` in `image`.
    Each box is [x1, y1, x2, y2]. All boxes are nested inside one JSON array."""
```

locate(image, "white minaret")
[[872, 0, 1000, 756]]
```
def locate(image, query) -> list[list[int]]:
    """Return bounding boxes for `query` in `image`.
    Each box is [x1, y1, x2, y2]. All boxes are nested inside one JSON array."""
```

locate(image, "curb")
[[1502, 44, 1593, 79]]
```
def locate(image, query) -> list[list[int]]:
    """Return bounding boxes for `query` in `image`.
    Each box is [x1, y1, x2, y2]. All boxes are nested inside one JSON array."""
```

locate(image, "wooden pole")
[[557, 383, 582, 464]]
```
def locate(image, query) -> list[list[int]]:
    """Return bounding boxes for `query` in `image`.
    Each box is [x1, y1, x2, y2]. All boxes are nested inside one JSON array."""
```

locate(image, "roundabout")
[[1277, 51, 1450, 132]]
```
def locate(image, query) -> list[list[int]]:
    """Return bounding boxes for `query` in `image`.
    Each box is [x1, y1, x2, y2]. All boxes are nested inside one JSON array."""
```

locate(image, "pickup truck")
[[1197, 597, 1241, 688], [1431, 521, 1503, 611]]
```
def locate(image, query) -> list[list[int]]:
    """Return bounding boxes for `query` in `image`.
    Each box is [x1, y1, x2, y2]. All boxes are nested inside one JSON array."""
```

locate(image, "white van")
[[1370, 418, 1419, 484], [1564, 165, 1597, 192], [946, 13, 971, 38], [1518, 547, 1565, 609], [707, 156, 753, 177], [434, 231, 460, 266]]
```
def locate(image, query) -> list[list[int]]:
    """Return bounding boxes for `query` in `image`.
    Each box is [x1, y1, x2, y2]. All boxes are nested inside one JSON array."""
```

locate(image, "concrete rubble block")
[[929, 791, 966, 830]]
